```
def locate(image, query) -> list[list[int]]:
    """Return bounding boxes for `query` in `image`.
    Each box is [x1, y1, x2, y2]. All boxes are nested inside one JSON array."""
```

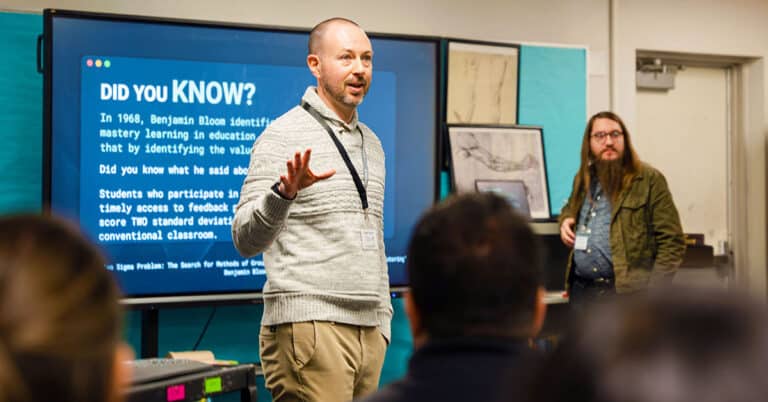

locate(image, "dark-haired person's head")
[[0, 215, 132, 402], [575, 111, 642, 202], [531, 287, 768, 402], [405, 192, 545, 347]]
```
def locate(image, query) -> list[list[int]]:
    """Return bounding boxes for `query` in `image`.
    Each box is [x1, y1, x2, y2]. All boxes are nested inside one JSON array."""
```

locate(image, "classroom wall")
[[0, 11, 41, 214], [613, 0, 768, 127], [1, 0, 612, 115]]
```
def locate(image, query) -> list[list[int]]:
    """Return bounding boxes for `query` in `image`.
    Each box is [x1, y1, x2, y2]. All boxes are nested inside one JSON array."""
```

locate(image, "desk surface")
[[126, 363, 260, 402]]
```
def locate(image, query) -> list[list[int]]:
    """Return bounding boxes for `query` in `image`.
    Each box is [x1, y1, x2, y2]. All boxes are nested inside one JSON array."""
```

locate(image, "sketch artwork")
[[449, 126, 550, 219], [447, 42, 519, 125]]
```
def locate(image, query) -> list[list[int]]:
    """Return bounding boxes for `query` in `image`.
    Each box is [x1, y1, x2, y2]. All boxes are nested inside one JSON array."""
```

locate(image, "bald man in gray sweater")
[[232, 18, 392, 402]]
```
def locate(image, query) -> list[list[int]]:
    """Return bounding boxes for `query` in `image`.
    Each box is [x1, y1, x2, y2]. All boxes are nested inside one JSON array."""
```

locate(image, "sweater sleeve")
[[231, 127, 292, 257]]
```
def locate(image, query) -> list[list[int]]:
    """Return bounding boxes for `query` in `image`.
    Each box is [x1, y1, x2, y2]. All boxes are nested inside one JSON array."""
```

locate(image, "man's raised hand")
[[277, 149, 336, 199]]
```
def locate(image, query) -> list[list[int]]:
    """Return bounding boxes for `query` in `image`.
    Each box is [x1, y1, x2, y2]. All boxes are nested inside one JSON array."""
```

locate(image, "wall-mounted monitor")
[[475, 179, 531, 218], [43, 9, 439, 306]]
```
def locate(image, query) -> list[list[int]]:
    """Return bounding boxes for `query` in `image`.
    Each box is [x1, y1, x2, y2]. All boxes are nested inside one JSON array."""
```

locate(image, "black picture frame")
[[448, 124, 550, 219]]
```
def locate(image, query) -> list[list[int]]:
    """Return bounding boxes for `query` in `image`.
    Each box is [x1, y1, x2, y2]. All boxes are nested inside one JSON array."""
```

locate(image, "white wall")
[[613, 0, 768, 128], [7, 0, 762, 143], [0, 0, 612, 113]]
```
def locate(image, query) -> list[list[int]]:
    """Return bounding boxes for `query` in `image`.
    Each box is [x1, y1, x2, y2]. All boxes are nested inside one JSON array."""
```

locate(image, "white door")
[[635, 65, 729, 253]]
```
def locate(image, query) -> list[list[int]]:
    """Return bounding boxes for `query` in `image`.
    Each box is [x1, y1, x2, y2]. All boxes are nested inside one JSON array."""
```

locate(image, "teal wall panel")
[[379, 298, 413, 386], [518, 45, 586, 215], [0, 13, 43, 213], [440, 170, 451, 199]]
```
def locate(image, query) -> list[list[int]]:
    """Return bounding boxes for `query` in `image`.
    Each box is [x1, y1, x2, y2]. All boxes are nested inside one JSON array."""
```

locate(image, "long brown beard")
[[594, 159, 625, 203]]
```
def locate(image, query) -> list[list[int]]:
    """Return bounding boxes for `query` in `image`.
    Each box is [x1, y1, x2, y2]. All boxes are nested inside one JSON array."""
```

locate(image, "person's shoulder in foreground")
[[358, 192, 547, 402]]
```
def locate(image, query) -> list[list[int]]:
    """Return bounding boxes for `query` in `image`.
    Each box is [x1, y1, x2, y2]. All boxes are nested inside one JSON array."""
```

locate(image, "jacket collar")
[[408, 337, 532, 374]]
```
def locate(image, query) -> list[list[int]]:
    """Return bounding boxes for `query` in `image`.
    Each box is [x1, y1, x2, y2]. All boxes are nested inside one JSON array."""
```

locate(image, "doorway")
[[633, 51, 766, 295], [635, 57, 730, 288]]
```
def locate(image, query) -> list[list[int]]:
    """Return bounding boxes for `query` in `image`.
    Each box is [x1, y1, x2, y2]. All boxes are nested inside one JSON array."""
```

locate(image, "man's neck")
[[316, 88, 354, 123]]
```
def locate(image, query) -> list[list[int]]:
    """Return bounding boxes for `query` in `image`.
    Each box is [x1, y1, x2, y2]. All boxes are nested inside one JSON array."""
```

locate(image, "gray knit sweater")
[[232, 87, 392, 341]]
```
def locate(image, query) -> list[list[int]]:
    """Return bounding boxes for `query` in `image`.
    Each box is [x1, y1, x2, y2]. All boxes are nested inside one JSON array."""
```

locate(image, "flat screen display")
[[44, 10, 438, 305], [475, 179, 531, 218]]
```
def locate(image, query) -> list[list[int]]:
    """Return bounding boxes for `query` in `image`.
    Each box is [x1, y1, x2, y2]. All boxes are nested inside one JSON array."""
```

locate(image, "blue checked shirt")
[[572, 182, 615, 280]]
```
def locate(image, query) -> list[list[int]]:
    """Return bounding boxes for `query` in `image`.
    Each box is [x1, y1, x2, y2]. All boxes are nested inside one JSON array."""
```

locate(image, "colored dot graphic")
[[104, 60, 111, 68], [86, 59, 93, 67], [95, 59, 103, 68]]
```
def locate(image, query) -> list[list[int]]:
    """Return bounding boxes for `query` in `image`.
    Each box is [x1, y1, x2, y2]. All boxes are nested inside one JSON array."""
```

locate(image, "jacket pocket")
[[618, 199, 653, 270]]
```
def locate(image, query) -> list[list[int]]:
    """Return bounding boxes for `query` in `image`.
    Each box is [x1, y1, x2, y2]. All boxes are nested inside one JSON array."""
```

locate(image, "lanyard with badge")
[[301, 101, 377, 251], [574, 198, 597, 251]]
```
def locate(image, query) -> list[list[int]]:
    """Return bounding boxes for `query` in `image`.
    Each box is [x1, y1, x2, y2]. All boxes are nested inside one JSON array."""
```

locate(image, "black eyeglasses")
[[591, 130, 623, 143]]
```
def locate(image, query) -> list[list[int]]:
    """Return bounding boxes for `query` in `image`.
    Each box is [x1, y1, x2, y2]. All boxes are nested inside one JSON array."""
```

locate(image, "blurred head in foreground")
[[0, 214, 131, 402], [531, 287, 768, 402], [406, 192, 545, 345]]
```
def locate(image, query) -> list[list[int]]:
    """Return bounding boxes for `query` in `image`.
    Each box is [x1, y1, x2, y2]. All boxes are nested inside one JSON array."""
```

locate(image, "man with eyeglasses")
[[558, 111, 685, 308]]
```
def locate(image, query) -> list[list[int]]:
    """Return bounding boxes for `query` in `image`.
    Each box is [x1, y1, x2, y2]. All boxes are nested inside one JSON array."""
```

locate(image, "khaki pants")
[[259, 321, 387, 402]]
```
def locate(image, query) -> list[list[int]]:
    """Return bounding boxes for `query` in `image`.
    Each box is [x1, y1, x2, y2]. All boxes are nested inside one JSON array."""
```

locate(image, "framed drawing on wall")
[[448, 125, 550, 219], [446, 40, 520, 125]]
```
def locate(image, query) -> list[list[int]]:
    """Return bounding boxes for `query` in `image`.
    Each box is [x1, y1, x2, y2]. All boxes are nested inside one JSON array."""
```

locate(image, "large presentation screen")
[[44, 10, 438, 304]]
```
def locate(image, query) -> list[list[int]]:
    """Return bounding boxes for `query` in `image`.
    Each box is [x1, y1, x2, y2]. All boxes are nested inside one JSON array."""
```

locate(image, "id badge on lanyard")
[[574, 224, 590, 251], [361, 229, 378, 250], [360, 211, 379, 250], [575, 200, 596, 251]]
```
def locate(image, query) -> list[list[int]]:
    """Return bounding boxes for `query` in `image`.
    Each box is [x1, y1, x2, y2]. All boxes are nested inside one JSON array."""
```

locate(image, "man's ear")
[[530, 286, 547, 338], [404, 291, 427, 348], [307, 54, 321, 78]]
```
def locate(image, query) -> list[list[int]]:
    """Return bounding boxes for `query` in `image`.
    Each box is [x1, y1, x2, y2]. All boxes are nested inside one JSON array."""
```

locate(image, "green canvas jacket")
[[558, 163, 685, 293]]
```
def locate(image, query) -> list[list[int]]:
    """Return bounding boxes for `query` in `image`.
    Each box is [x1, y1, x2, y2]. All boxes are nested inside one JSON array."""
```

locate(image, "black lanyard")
[[301, 101, 368, 210]]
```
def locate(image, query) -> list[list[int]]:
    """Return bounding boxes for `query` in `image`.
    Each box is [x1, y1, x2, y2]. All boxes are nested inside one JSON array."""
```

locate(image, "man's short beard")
[[593, 158, 625, 203], [323, 81, 365, 108]]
